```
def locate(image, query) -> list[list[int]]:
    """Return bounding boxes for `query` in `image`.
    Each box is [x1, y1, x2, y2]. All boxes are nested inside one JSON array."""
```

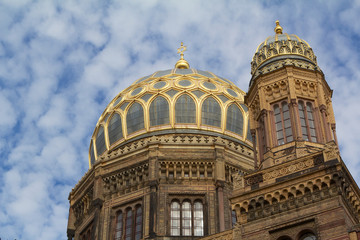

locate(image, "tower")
[[230, 21, 360, 240]]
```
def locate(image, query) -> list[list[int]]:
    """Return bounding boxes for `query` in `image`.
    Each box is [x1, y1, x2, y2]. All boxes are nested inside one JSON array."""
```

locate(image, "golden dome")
[[89, 68, 252, 167], [250, 21, 319, 84]]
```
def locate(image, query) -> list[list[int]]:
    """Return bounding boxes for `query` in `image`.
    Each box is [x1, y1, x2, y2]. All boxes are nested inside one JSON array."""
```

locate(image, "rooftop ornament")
[[175, 42, 190, 69]]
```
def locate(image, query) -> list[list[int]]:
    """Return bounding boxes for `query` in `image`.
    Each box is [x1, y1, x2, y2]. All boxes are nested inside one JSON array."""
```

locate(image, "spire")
[[175, 42, 190, 69], [274, 20, 283, 34]]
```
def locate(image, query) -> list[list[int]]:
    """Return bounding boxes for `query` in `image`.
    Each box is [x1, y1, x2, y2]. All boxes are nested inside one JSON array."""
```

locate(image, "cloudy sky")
[[1, 0, 360, 239]]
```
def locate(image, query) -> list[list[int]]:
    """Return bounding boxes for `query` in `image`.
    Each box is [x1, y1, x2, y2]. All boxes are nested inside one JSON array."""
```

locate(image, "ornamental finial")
[[274, 20, 283, 34], [175, 42, 190, 69]]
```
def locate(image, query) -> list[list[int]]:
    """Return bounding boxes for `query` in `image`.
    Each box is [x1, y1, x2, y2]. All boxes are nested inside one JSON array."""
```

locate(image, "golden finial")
[[175, 42, 190, 69], [274, 20, 283, 34]]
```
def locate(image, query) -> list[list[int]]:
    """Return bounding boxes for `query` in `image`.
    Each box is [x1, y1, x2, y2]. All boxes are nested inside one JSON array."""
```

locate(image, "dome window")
[[153, 81, 167, 89], [90, 141, 95, 165], [113, 96, 122, 106], [202, 81, 216, 90], [108, 113, 123, 145], [175, 94, 196, 124], [150, 96, 170, 126], [226, 89, 238, 97], [96, 126, 106, 157], [131, 87, 143, 96], [178, 79, 192, 87], [201, 97, 221, 127], [126, 102, 145, 135], [166, 89, 179, 98], [226, 104, 243, 135]]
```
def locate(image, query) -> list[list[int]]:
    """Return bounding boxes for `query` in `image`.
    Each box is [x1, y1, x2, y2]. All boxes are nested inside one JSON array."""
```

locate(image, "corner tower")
[[246, 21, 337, 168], [229, 21, 360, 240]]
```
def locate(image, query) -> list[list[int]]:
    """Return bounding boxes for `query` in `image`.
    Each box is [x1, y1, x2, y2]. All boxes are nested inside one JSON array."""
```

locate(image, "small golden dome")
[[175, 42, 190, 69], [274, 20, 283, 34]]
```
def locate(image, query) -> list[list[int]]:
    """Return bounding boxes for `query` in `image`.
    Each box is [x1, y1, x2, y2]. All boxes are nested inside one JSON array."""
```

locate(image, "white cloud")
[[1, 1, 360, 240]]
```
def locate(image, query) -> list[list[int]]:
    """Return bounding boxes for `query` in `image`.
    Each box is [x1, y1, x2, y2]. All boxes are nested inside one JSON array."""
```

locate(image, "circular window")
[[202, 81, 216, 90], [226, 88, 238, 97], [178, 80, 192, 87], [153, 81, 167, 89], [131, 87, 143, 96], [113, 96, 122, 106]]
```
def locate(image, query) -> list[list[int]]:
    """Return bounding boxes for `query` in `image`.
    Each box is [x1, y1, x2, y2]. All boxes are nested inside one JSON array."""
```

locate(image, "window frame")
[[297, 100, 317, 142], [272, 100, 294, 146], [112, 203, 143, 240], [169, 198, 206, 237]]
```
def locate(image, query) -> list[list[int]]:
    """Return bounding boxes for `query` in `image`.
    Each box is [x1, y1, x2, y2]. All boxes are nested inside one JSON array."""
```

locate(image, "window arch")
[[170, 199, 204, 237], [124, 208, 133, 240], [201, 97, 221, 127], [134, 205, 142, 240], [175, 94, 196, 123], [273, 101, 293, 145], [96, 126, 106, 156], [170, 201, 181, 236], [108, 113, 123, 145], [226, 104, 243, 135], [126, 102, 144, 135], [90, 141, 95, 165], [298, 100, 317, 142], [149, 96, 170, 126], [182, 201, 192, 236], [114, 205, 143, 240], [194, 201, 204, 236], [114, 211, 123, 240]]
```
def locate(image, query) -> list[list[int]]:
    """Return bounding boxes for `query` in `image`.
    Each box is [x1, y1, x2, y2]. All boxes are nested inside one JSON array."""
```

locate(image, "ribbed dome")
[[89, 68, 252, 167], [250, 21, 319, 86]]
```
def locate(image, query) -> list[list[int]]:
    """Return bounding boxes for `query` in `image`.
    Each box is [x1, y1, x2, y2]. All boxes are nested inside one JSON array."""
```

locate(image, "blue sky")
[[1, 0, 360, 239]]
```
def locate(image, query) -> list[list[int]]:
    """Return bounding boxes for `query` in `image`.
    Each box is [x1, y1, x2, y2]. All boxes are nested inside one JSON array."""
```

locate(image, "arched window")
[[134, 206, 142, 240], [126, 102, 144, 135], [109, 113, 123, 145], [175, 94, 196, 123], [114, 211, 123, 240], [125, 208, 133, 240], [231, 210, 237, 227], [273, 101, 293, 145], [170, 201, 181, 236], [90, 141, 95, 165], [298, 101, 317, 142], [182, 201, 192, 236], [226, 104, 243, 135], [201, 97, 221, 127], [299, 232, 316, 240], [194, 201, 204, 236], [96, 126, 106, 156], [149, 96, 169, 126]]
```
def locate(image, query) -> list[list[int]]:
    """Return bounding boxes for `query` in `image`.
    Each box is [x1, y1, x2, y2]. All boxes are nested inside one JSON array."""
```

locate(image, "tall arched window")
[[175, 94, 196, 123], [125, 208, 133, 240], [114, 211, 123, 240], [149, 96, 169, 126], [201, 97, 221, 127], [170, 201, 181, 236], [226, 104, 243, 135], [108, 113, 123, 145], [182, 201, 192, 236], [193, 201, 204, 236], [231, 210, 237, 227], [126, 102, 144, 135], [90, 141, 95, 165], [96, 126, 106, 156], [273, 101, 293, 145], [298, 100, 317, 142], [134, 206, 142, 240]]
